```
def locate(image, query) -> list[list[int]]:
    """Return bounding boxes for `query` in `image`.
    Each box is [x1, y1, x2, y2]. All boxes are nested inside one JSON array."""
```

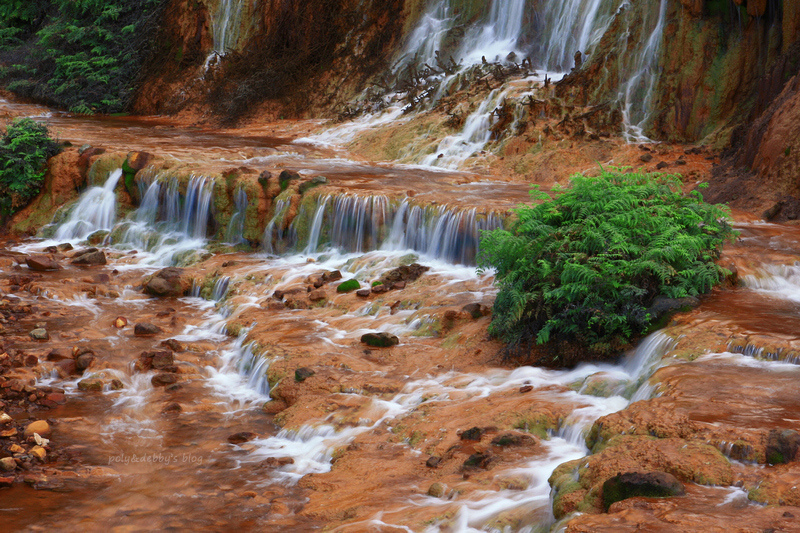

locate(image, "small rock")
[[29, 328, 49, 341], [30, 446, 46, 460], [109, 379, 124, 390], [356, 289, 371, 298], [0, 476, 13, 487], [1, 428, 17, 437], [0, 457, 16, 471], [460, 427, 483, 441], [9, 444, 24, 454], [602, 471, 685, 510], [143, 267, 189, 297], [55, 359, 77, 377], [24, 420, 50, 438], [0, 412, 11, 425], [656, 161, 669, 170], [463, 453, 492, 470], [519, 385, 533, 393], [426, 456, 441, 468], [23, 354, 38, 367], [227, 432, 258, 445], [161, 339, 183, 352], [46, 348, 72, 362], [151, 373, 178, 387], [278, 169, 301, 189], [674, 158, 687, 165], [462, 303, 489, 319], [25, 255, 61, 271], [75, 353, 95, 371], [78, 378, 104, 392], [491, 433, 533, 447], [295, 367, 315, 382], [639, 153, 653, 162], [57, 243, 73, 252], [308, 289, 327, 302], [392, 281, 406, 290], [161, 402, 182, 415], [360, 332, 399, 348], [151, 351, 174, 369], [766, 429, 800, 464], [134, 323, 162, 336], [427, 482, 446, 498], [71, 249, 106, 266], [45, 392, 66, 404], [323, 270, 342, 282], [371, 284, 388, 294], [113, 317, 127, 328]]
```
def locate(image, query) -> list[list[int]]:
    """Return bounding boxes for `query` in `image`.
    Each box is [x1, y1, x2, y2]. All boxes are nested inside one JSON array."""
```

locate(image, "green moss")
[[513, 414, 556, 440], [336, 279, 360, 293]]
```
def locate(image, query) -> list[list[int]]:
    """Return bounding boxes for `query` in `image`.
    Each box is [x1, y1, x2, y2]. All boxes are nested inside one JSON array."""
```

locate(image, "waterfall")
[[540, 0, 616, 72], [298, 194, 504, 265], [225, 186, 248, 244], [261, 199, 292, 255], [53, 169, 122, 241], [212, 0, 246, 54], [211, 276, 231, 301]]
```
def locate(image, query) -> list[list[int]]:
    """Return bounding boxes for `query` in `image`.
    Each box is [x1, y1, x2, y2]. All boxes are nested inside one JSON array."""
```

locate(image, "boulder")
[[151, 351, 174, 370], [151, 373, 178, 387], [360, 332, 400, 348], [143, 267, 190, 297], [25, 255, 61, 271], [75, 353, 95, 371], [134, 323, 162, 336], [602, 471, 685, 510], [71, 248, 106, 266], [379, 263, 430, 286], [460, 427, 483, 441], [227, 432, 258, 445], [295, 367, 315, 382], [0, 457, 16, 472], [24, 420, 51, 438], [29, 328, 48, 341], [46, 348, 72, 362], [308, 288, 327, 302]]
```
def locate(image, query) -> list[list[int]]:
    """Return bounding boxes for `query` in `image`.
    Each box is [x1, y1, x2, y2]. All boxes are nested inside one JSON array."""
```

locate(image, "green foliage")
[[0, 118, 61, 219], [478, 170, 736, 358], [0, 0, 167, 113]]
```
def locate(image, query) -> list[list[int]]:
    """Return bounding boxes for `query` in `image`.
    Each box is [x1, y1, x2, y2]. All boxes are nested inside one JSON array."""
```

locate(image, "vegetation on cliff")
[[0, 118, 60, 220], [478, 170, 736, 362], [0, 0, 167, 114]]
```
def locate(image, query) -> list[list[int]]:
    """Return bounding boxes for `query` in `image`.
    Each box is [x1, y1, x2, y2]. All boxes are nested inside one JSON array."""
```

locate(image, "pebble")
[[24, 420, 51, 437]]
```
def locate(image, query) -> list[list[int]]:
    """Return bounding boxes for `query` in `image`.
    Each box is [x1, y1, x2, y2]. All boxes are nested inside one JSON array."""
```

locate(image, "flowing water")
[[2, 94, 799, 531]]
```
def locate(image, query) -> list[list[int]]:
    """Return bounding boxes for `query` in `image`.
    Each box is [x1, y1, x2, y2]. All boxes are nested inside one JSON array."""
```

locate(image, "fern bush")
[[0, 0, 166, 114], [0, 118, 61, 219], [478, 170, 736, 362]]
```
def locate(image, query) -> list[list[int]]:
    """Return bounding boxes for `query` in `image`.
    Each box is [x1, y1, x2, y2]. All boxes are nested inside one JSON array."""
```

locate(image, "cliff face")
[[132, 0, 408, 122]]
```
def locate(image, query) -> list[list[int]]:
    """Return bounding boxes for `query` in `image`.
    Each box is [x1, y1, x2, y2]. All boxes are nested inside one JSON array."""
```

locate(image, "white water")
[[212, 0, 247, 54], [53, 169, 122, 241]]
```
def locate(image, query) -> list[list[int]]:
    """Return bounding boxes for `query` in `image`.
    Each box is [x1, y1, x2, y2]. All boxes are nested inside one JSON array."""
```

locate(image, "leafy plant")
[[0, 118, 61, 219], [478, 170, 736, 362]]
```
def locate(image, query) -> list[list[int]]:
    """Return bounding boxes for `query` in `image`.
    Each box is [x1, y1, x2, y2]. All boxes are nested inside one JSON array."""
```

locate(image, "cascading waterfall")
[[261, 199, 292, 255], [53, 169, 122, 241], [225, 186, 248, 244], [540, 0, 617, 72], [297, 194, 504, 265], [212, 0, 246, 54]]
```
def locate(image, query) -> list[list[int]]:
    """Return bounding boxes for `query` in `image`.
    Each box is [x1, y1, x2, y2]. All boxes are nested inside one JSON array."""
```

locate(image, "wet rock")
[[460, 427, 483, 441], [298, 175, 328, 194], [134, 323, 162, 336], [45, 392, 66, 404], [151, 351, 174, 369], [30, 446, 46, 461], [109, 379, 124, 391], [370, 283, 388, 294], [75, 353, 95, 371], [601, 471, 685, 510], [257, 457, 294, 468], [71, 248, 106, 266], [78, 378, 104, 392], [336, 279, 360, 293], [379, 263, 430, 286], [656, 161, 669, 169], [278, 169, 301, 189], [257, 170, 272, 186], [491, 433, 534, 447], [57, 243, 73, 252], [9, 444, 24, 454], [391, 281, 406, 290], [161, 339, 183, 352], [0, 476, 13, 487], [46, 348, 72, 362], [356, 289, 371, 297], [462, 303, 490, 319], [227, 432, 258, 445], [113, 317, 127, 328], [323, 270, 342, 282], [161, 402, 182, 415], [426, 456, 441, 468], [0, 412, 11, 425], [308, 288, 327, 302], [151, 373, 178, 387], [85, 231, 108, 246], [0, 457, 16, 471], [639, 153, 653, 162], [143, 267, 190, 297], [25, 255, 61, 271], [23, 354, 38, 367], [360, 332, 399, 348], [0, 428, 17, 437], [24, 420, 50, 438], [295, 367, 315, 382], [519, 385, 533, 393], [427, 482, 446, 497], [765, 429, 800, 465], [763, 201, 784, 221], [55, 359, 77, 377], [463, 453, 492, 470], [29, 328, 48, 341]]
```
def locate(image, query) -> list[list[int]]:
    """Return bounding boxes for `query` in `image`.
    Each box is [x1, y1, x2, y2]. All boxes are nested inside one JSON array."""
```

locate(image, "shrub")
[[478, 170, 736, 362], [0, 118, 61, 219]]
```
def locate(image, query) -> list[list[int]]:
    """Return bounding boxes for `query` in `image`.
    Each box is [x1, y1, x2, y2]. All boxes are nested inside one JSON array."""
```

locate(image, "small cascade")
[[53, 169, 122, 241], [225, 186, 248, 244], [261, 199, 292, 255], [235, 342, 271, 396], [211, 276, 230, 302], [540, 0, 617, 72], [297, 194, 504, 265]]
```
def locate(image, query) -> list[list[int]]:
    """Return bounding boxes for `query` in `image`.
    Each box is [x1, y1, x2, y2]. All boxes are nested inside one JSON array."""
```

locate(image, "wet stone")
[[463, 453, 492, 470], [25, 255, 61, 272], [161, 339, 183, 352], [360, 332, 399, 348], [0, 457, 16, 471], [78, 378, 104, 392], [425, 456, 441, 468], [295, 367, 315, 382], [602, 471, 685, 510], [24, 420, 50, 438], [75, 354, 95, 371], [356, 289, 371, 298], [134, 323, 162, 336], [228, 432, 258, 445], [29, 328, 48, 341], [71, 248, 106, 266], [765, 429, 800, 465], [30, 446, 46, 460], [151, 351, 174, 369], [491, 433, 533, 447], [109, 379, 124, 391], [161, 402, 182, 415], [427, 482, 445, 498], [460, 427, 483, 441], [152, 373, 178, 387], [113, 317, 127, 328], [308, 289, 327, 302], [0, 476, 13, 487]]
